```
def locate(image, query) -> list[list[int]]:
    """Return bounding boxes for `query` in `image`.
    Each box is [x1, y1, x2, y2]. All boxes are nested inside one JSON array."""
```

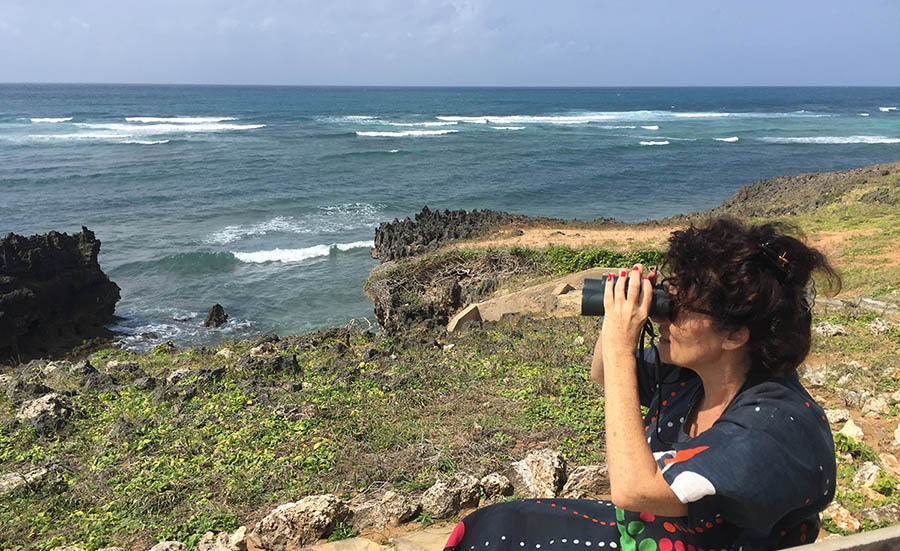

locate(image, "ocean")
[[1, 85, 898, 350]]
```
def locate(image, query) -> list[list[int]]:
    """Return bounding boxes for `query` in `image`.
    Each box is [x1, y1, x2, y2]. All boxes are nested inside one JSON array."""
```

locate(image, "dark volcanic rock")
[[372, 206, 531, 262], [0, 227, 120, 363], [204, 304, 228, 327]]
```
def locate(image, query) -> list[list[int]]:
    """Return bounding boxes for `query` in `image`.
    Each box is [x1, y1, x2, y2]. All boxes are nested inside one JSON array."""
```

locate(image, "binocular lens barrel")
[[581, 276, 673, 319]]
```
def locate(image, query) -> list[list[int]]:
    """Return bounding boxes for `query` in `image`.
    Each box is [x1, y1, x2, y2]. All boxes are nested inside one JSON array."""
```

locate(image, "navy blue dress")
[[443, 348, 835, 551]]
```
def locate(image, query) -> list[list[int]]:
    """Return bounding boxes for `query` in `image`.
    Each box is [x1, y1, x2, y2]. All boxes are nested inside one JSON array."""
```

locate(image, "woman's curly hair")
[[662, 217, 841, 378]]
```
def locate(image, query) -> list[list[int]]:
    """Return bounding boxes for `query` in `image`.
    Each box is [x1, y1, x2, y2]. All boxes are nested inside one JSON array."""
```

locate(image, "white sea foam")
[[343, 115, 376, 120], [389, 121, 458, 127], [232, 241, 373, 264], [759, 135, 900, 144], [859, 113, 871, 117], [75, 122, 265, 133], [879, 107, 898, 112], [600, 125, 637, 129], [640, 140, 670, 146], [30, 117, 72, 123], [641, 125, 660, 130], [27, 132, 134, 141], [492, 126, 525, 130], [355, 129, 458, 137], [125, 116, 237, 123], [206, 204, 383, 245], [715, 137, 740, 142], [123, 139, 170, 145], [389, 149, 400, 153], [435, 110, 828, 126]]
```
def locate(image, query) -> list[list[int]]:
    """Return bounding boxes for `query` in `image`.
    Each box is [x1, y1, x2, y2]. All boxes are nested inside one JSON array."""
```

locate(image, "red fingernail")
[[607, 274, 613, 281], [633, 266, 640, 271], [620, 270, 627, 277]]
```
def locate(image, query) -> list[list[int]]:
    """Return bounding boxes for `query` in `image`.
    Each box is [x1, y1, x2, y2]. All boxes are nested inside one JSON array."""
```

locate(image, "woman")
[[443, 217, 839, 551]]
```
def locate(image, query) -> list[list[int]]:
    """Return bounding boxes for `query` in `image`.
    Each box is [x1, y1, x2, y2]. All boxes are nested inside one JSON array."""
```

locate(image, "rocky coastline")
[[2, 160, 900, 551]]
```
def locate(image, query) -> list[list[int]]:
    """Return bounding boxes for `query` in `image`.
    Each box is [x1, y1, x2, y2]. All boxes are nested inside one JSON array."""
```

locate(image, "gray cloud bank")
[[1, 0, 898, 86]]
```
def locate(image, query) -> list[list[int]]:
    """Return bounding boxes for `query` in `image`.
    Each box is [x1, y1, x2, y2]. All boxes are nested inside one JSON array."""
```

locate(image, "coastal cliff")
[[0, 227, 120, 363]]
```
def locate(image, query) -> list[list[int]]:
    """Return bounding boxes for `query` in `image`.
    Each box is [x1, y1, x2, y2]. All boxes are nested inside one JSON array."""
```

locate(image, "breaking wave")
[[879, 107, 897, 112], [355, 130, 458, 137], [715, 137, 740, 142], [232, 241, 373, 264], [206, 204, 383, 245], [388, 121, 458, 127], [641, 125, 660, 130], [759, 136, 900, 144], [125, 116, 237, 123], [31, 117, 72, 123], [640, 140, 670, 146]]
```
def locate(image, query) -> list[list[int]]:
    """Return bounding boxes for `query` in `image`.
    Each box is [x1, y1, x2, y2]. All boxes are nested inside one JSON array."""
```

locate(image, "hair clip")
[[760, 240, 789, 272]]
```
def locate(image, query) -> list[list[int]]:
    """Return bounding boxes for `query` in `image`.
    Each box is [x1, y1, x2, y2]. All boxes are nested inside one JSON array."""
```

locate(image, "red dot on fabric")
[[821, 415, 826, 421], [600, 521, 606, 525], [536, 500, 541, 504], [645, 426, 650, 431], [805, 402, 810, 407], [805, 498, 810, 504], [572, 510, 578, 515], [687, 546, 695, 551], [610, 522, 616, 526], [801, 524, 807, 532], [551, 504, 556, 507], [687, 529, 695, 534], [705, 522, 712, 528], [714, 518, 723, 525], [800, 533, 807, 543], [651, 416, 656, 422], [659, 538, 673, 551], [663, 522, 676, 533], [680, 382, 686, 387], [583, 515, 590, 519], [674, 542, 685, 551], [670, 391, 677, 397], [696, 527, 703, 533], [640, 512, 656, 522], [445, 521, 466, 549], [780, 530, 786, 537], [662, 400, 668, 406], [561, 507, 566, 510], [592, 519, 598, 523]]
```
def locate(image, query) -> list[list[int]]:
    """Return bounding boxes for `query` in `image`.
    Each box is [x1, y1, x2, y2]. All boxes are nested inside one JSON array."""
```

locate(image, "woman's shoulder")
[[725, 373, 832, 438]]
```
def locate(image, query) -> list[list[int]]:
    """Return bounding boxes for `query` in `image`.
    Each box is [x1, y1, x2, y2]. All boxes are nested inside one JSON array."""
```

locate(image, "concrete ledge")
[[787, 525, 900, 550]]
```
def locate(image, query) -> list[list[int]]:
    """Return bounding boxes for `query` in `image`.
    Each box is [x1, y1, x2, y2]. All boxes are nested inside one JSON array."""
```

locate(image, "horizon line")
[[3, 81, 900, 89]]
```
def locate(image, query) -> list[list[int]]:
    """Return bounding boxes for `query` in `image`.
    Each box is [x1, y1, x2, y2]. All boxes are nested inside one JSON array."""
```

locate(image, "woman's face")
[[651, 285, 733, 369]]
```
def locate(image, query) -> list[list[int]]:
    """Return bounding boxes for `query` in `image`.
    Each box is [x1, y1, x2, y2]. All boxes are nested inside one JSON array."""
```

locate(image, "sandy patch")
[[446, 224, 679, 252]]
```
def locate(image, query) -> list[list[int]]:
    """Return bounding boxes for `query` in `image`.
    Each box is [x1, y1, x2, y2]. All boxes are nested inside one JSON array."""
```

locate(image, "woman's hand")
[[600, 264, 654, 359]]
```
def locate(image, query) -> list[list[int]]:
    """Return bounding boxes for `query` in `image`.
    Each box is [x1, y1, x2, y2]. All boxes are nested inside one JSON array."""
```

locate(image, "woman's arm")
[[601, 266, 687, 516], [590, 335, 604, 385]]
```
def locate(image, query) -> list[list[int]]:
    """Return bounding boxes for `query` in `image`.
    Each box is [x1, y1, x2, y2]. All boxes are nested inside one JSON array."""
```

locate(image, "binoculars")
[[581, 276, 674, 319]]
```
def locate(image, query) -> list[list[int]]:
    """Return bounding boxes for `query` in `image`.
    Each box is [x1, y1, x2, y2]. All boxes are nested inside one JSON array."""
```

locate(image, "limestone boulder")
[[508, 449, 567, 498], [149, 543, 186, 551], [838, 419, 865, 442], [16, 392, 76, 435], [879, 453, 900, 479], [862, 396, 890, 416], [197, 526, 247, 551], [560, 464, 610, 499], [862, 503, 900, 525], [813, 322, 846, 337], [420, 481, 459, 519], [852, 461, 881, 487], [823, 502, 860, 533], [350, 491, 419, 531], [798, 364, 827, 388], [446, 473, 480, 508], [825, 408, 851, 424], [479, 473, 513, 499], [249, 494, 349, 551], [0, 468, 48, 494]]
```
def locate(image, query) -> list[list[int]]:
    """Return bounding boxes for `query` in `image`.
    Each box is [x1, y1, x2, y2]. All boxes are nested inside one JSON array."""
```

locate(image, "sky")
[[1, 0, 898, 86]]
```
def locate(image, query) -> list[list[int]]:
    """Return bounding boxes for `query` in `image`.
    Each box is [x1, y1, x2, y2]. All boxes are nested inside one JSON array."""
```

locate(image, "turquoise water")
[[1, 85, 898, 349]]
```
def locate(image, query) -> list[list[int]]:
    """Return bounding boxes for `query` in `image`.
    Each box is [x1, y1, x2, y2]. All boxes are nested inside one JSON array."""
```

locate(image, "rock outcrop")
[[372, 207, 534, 262], [0, 227, 120, 363]]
